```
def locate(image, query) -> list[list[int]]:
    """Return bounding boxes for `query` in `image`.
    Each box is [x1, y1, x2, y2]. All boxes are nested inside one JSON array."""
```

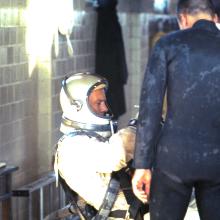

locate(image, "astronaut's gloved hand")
[[128, 118, 138, 130], [118, 126, 136, 162]]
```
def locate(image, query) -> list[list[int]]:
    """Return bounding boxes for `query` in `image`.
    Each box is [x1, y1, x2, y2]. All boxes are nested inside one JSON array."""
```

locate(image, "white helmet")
[[60, 72, 116, 137]]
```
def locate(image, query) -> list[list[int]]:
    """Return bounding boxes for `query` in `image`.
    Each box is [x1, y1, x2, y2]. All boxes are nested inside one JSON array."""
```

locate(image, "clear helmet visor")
[[87, 83, 113, 119]]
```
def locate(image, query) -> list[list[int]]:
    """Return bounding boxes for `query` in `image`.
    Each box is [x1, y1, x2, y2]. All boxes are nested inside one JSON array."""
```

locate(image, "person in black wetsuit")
[[131, 0, 220, 219]]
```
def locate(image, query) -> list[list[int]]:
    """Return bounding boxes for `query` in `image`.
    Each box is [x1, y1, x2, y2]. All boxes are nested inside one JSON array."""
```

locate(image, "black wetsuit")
[[133, 20, 220, 220]]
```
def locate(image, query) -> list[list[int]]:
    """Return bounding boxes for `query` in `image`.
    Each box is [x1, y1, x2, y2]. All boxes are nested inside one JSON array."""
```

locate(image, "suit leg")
[[195, 181, 220, 220], [149, 169, 192, 220]]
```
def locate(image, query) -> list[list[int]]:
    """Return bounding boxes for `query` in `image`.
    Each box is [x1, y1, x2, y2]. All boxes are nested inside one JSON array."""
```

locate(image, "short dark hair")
[[177, 0, 216, 16]]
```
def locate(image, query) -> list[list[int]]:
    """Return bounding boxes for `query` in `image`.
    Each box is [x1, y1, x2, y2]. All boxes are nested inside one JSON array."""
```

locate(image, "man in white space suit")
[[54, 72, 145, 220]]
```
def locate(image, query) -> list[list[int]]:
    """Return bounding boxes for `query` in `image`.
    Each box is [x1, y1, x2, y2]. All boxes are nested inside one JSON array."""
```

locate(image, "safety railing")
[[12, 171, 65, 220]]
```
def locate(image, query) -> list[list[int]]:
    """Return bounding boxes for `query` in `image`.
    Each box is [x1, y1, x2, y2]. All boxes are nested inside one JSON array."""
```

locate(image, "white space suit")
[[54, 73, 136, 219], [56, 130, 131, 211]]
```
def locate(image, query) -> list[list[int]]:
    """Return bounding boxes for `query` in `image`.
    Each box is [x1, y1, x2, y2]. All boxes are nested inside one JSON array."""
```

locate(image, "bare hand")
[[132, 169, 152, 203]]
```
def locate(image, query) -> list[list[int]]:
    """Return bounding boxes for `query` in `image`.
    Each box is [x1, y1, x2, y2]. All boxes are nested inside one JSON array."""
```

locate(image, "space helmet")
[[60, 72, 116, 137]]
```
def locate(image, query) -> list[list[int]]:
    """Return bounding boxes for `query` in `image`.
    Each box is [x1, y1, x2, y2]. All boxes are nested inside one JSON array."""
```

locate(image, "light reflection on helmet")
[[60, 72, 115, 137]]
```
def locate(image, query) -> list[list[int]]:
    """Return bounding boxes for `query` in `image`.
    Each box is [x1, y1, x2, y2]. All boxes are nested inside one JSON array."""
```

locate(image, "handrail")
[[13, 171, 65, 220]]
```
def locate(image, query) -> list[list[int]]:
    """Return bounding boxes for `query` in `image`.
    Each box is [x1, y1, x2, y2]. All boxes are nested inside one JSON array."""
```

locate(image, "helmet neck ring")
[[62, 116, 115, 132]]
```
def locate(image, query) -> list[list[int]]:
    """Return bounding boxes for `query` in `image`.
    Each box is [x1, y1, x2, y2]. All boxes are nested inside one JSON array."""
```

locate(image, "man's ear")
[[213, 13, 219, 23], [178, 13, 189, 30]]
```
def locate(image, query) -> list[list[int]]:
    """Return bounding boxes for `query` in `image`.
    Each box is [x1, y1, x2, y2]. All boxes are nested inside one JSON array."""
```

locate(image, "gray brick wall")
[[117, 12, 178, 127], [0, 0, 96, 185], [0, 1, 96, 218], [118, 0, 177, 13], [0, 0, 33, 183]]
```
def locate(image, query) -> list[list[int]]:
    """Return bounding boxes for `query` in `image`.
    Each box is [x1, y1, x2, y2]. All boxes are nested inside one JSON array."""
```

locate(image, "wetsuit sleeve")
[[133, 39, 167, 169]]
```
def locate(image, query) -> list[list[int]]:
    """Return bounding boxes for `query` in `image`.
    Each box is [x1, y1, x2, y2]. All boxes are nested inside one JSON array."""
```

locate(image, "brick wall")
[[0, 1, 96, 218], [118, 0, 177, 13], [0, 0, 96, 186], [117, 1, 178, 126], [0, 0, 32, 183]]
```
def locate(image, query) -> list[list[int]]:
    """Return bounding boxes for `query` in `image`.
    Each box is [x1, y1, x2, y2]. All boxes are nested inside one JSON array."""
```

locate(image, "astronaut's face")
[[88, 88, 109, 116]]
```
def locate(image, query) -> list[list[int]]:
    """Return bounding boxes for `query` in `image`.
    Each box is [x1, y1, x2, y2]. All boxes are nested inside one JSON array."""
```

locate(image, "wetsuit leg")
[[149, 169, 192, 220], [195, 181, 220, 220]]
